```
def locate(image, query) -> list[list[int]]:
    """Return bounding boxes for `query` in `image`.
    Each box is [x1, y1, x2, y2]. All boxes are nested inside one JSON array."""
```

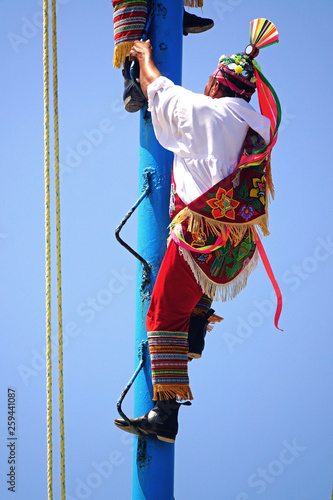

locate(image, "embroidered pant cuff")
[[148, 330, 193, 401]]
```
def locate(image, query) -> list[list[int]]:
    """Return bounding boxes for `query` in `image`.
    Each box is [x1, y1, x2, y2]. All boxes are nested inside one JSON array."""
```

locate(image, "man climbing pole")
[[114, 18, 281, 443]]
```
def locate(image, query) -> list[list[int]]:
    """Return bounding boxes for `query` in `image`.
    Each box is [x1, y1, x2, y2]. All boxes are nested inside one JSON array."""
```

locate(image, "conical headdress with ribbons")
[[238, 19, 281, 168]]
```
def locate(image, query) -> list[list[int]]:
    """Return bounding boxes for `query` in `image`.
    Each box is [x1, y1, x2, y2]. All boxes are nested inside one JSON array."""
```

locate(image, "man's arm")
[[129, 40, 161, 99]]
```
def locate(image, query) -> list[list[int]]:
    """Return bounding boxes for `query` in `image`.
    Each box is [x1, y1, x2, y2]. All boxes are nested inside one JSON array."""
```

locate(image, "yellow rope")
[[43, 2, 53, 498], [44, 0, 66, 498], [51, 0, 66, 498]]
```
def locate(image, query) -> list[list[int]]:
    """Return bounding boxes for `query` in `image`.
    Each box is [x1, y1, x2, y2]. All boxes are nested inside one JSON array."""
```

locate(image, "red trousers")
[[146, 240, 204, 401], [146, 239, 203, 332]]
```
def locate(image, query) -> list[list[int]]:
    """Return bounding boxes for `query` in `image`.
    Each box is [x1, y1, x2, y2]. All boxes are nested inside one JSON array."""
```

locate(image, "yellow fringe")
[[184, 0, 204, 7], [179, 244, 259, 302], [153, 384, 193, 401], [265, 157, 275, 204], [113, 42, 135, 68], [171, 207, 270, 243], [206, 313, 223, 332]]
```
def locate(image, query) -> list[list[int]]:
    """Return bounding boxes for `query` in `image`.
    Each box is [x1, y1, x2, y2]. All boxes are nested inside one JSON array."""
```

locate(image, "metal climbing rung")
[[115, 171, 151, 287], [116, 340, 148, 438]]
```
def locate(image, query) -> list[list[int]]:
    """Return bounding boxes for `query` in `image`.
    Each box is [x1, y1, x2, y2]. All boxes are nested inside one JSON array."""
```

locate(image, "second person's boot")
[[188, 308, 223, 360]]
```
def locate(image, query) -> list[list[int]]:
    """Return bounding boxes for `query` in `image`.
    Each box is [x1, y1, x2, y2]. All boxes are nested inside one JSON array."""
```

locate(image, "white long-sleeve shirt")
[[147, 76, 271, 205]]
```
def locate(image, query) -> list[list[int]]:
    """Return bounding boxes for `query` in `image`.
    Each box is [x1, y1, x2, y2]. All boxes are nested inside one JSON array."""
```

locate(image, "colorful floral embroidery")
[[250, 175, 266, 205], [232, 171, 240, 188], [225, 234, 255, 279], [169, 183, 177, 217], [197, 253, 212, 264], [235, 237, 252, 262], [207, 233, 255, 280], [239, 204, 258, 221], [247, 133, 266, 154], [242, 257, 251, 268], [206, 187, 240, 220], [191, 228, 207, 247], [210, 242, 232, 278], [210, 249, 226, 277]]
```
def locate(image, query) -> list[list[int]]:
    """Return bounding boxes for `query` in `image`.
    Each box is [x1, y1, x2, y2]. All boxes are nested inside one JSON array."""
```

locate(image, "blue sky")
[[1, 1, 332, 499]]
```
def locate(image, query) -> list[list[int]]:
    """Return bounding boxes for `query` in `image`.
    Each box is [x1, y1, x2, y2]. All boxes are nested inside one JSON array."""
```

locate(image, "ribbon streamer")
[[255, 236, 283, 331]]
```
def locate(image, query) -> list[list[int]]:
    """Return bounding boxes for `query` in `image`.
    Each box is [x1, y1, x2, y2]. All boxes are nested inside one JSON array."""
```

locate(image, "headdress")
[[214, 19, 279, 101], [214, 19, 281, 156]]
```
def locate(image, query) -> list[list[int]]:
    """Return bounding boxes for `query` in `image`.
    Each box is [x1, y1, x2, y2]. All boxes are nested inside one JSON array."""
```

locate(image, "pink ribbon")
[[170, 228, 230, 254]]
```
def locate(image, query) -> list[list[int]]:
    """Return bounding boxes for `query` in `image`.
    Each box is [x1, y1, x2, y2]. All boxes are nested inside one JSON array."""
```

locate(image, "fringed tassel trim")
[[113, 42, 135, 68], [206, 313, 224, 332], [179, 245, 259, 302], [191, 307, 224, 332], [153, 384, 193, 401], [184, 0, 204, 7], [265, 157, 275, 204], [171, 207, 270, 242]]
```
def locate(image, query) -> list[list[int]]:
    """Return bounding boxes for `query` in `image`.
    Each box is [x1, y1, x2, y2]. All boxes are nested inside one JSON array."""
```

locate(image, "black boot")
[[114, 398, 181, 443], [183, 10, 214, 36], [122, 57, 146, 113], [188, 308, 216, 360]]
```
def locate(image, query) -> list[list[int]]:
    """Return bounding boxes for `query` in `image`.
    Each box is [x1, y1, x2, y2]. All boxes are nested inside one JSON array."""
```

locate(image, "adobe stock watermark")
[[65, 432, 134, 500], [75, 268, 134, 324], [7, 0, 72, 54], [235, 438, 306, 499], [66, 449, 126, 500], [58, 99, 128, 182], [223, 235, 333, 353], [213, 0, 243, 22], [17, 267, 134, 385]]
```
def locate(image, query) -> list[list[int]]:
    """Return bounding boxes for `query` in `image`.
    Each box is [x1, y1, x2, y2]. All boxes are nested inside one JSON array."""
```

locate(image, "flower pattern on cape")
[[239, 204, 258, 221], [206, 187, 240, 220], [250, 175, 266, 205], [191, 228, 207, 247]]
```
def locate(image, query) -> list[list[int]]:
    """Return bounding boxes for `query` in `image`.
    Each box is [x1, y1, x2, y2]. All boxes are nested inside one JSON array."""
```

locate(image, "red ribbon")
[[171, 226, 283, 331], [255, 236, 283, 331]]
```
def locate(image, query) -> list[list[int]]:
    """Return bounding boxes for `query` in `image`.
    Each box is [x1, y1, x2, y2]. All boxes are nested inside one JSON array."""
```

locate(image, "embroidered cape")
[[170, 129, 274, 301]]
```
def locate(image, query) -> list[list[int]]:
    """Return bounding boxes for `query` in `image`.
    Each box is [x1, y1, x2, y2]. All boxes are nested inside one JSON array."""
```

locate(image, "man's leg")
[[114, 239, 203, 441], [146, 239, 204, 401]]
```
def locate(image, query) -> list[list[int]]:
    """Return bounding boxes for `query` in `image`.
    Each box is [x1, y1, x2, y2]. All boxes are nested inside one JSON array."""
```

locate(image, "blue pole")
[[132, 1, 183, 499]]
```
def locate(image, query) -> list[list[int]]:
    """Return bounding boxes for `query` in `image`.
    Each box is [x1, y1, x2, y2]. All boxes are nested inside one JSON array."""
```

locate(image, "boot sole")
[[157, 435, 175, 443], [188, 352, 202, 359], [114, 421, 148, 437], [115, 421, 176, 443], [183, 23, 214, 35], [123, 96, 145, 113]]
